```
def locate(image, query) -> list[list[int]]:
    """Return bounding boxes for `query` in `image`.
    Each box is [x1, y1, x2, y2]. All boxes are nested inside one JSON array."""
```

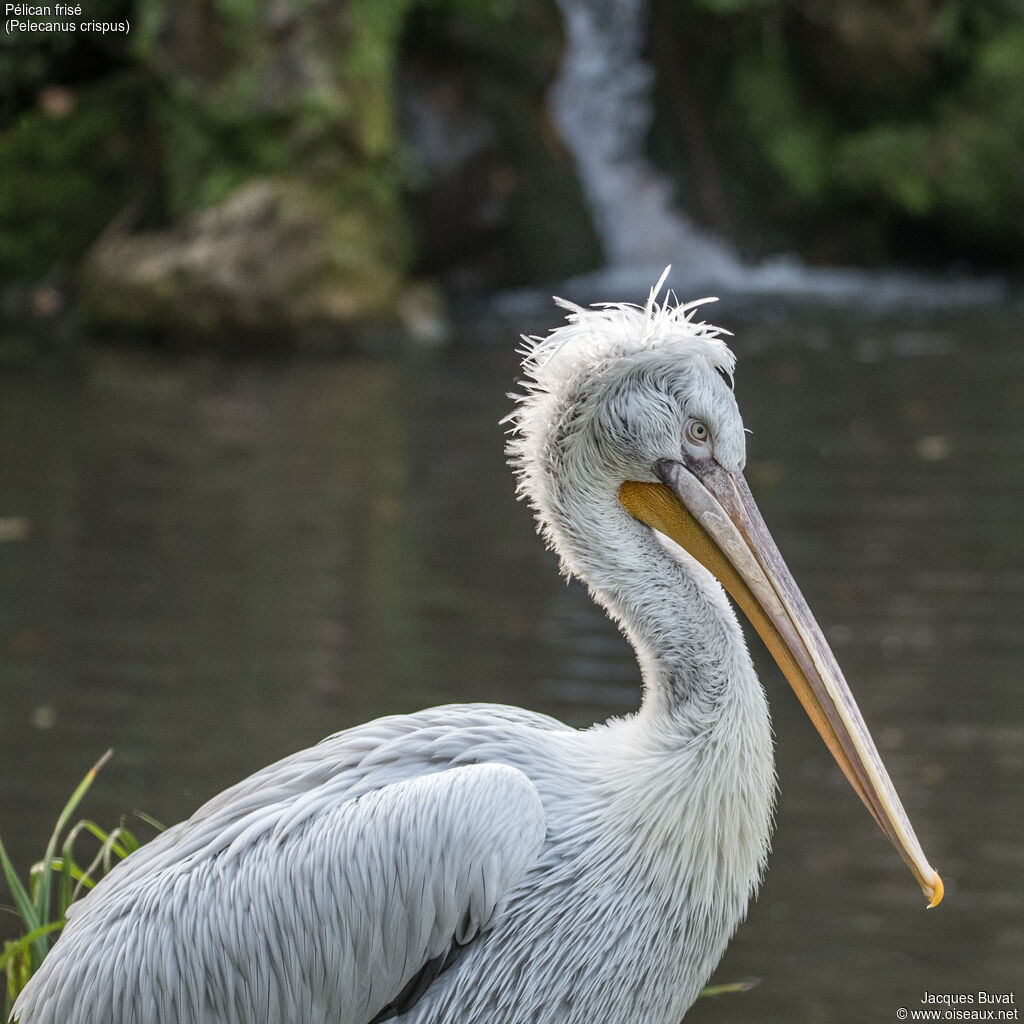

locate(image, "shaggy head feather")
[[506, 271, 742, 579]]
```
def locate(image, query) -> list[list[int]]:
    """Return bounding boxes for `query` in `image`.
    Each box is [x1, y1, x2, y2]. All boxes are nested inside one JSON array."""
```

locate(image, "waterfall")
[[544, 0, 1002, 304], [548, 0, 741, 277]]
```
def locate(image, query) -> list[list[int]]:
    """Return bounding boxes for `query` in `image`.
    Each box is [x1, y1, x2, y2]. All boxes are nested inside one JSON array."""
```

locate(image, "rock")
[[78, 178, 409, 333], [68, 0, 418, 335]]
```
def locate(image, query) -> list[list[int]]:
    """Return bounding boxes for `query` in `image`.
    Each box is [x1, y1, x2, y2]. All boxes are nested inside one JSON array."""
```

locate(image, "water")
[[1, 298, 1022, 1022]]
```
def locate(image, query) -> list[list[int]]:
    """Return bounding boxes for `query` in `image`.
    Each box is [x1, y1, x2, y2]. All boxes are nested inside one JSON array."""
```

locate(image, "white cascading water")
[[545, 0, 1002, 305], [548, 0, 740, 278]]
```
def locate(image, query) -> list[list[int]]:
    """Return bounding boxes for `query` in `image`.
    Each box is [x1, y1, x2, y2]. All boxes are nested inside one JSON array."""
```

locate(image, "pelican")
[[11, 274, 942, 1024]]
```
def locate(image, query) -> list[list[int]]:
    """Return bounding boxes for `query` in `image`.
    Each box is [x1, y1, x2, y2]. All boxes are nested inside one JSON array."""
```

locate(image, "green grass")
[[699, 976, 760, 999], [0, 750, 162, 1017]]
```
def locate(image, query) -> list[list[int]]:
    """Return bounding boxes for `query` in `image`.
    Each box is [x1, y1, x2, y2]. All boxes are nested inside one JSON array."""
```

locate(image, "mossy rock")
[[133, 0, 415, 220], [78, 177, 410, 332]]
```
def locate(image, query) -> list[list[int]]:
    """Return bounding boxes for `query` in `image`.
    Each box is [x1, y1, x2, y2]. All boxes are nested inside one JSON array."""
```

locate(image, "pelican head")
[[507, 272, 942, 908]]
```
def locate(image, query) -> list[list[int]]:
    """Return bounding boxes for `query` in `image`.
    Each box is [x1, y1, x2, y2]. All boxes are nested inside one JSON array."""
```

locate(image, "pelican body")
[[11, 277, 941, 1024]]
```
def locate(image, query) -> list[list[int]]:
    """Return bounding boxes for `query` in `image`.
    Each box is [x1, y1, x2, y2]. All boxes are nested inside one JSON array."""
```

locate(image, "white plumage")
[[11, 275, 939, 1024]]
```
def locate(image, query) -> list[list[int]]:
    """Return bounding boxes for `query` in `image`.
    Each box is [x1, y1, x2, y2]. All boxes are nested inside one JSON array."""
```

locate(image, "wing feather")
[[13, 707, 556, 1024]]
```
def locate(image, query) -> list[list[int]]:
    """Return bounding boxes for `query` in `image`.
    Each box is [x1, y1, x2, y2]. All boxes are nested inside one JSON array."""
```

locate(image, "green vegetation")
[[726, 7, 1024, 257], [0, 75, 141, 277], [699, 977, 760, 999], [133, 0, 416, 220], [650, 0, 1024, 264], [0, 751, 160, 1018]]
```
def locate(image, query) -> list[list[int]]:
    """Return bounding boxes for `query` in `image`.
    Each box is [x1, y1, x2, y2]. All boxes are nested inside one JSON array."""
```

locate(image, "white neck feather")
[[540, 487, 777, 1019], [563, 480, 774, 836], [547, 479, 755, 719]]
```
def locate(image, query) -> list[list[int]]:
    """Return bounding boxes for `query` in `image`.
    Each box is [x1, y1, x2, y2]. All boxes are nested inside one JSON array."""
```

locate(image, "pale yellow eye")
[[685, 419, 710, 446]]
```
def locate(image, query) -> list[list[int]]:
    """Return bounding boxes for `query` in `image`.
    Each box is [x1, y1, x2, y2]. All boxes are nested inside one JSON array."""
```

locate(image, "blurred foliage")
[[0, 76, 141, 277], [652, 0, 1024, 265], [734, 7, 1024, 232], [0, 0, 138, 280]]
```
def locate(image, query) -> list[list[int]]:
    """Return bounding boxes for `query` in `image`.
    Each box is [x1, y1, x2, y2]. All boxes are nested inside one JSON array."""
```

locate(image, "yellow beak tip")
[[926, 871, 944, 908]]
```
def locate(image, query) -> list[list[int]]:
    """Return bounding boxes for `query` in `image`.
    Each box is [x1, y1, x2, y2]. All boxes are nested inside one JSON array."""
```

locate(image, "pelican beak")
[[619, 458, 943, 908]]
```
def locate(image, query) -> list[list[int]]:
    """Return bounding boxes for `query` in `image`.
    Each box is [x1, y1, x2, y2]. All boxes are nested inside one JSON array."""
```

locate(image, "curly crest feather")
[[505, 271, 736, 566]]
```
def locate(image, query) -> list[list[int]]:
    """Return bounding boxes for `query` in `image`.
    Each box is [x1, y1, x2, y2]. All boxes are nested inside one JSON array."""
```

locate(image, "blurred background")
[[1, 1, 1023, 1021]]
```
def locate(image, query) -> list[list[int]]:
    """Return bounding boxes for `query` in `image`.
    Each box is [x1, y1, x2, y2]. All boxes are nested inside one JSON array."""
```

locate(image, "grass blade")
[[58, 853, 74, 921], [36, 857, 97, 891], [34, 748, 112, 938], [0, 836, 40, 937], [75, 821, 134, 863], [0, 920, 65, 972], [133, 811, 166, 834], [699, 977, 761, 998]]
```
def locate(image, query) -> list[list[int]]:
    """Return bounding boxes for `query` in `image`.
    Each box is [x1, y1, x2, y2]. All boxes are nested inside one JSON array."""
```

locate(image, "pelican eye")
[[684, 419, 710, 446]]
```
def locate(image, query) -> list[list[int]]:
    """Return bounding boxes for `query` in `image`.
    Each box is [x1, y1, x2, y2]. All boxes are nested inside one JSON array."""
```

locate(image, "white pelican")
[[11, 275, 942, 1024]]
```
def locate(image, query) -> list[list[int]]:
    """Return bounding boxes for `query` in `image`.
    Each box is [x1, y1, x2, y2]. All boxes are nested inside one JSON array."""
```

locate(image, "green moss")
[[836, 125, 934, 215], [731, 50, 832, 203], [133, 0, 415, 223], [722, 5, 1024, 255], [155, 91, 297, 216], [346, 0, 415, 158]]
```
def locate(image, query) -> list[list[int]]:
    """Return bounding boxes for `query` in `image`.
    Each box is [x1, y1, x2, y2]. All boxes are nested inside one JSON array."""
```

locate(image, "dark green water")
[[1, 297, 1022, 1022]]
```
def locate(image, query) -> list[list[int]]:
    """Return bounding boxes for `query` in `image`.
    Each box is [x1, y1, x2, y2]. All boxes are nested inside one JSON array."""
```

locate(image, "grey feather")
[[15, 718, 551, 1024]]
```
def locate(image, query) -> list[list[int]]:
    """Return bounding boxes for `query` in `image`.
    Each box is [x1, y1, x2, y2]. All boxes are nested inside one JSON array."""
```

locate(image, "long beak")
[[620, 458, 943, 907]]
